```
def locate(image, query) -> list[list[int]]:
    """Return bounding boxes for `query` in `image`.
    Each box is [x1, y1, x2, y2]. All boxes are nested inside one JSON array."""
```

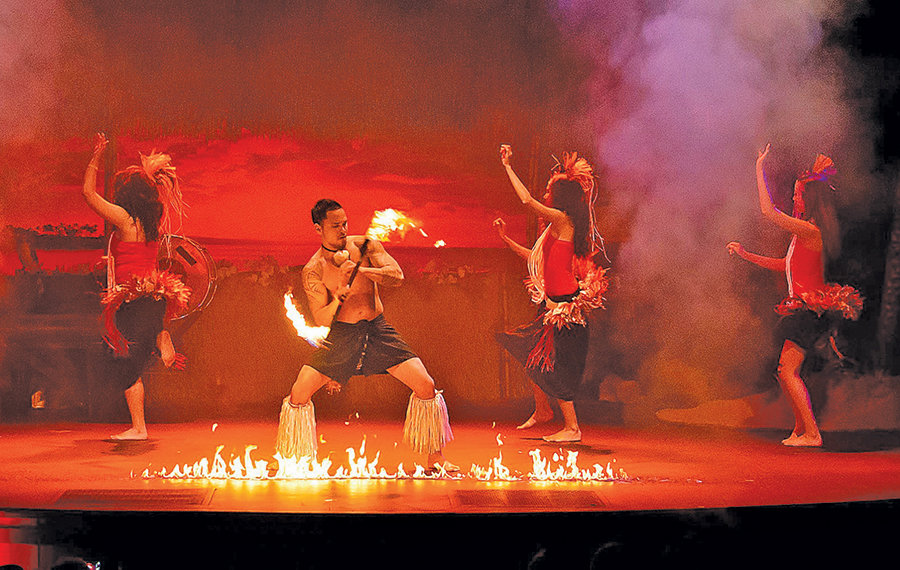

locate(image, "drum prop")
[[157, 234, 218, 320]]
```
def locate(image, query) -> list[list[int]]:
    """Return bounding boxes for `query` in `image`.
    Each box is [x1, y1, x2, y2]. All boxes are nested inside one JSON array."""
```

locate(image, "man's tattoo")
[[303, 264, 326, 296]]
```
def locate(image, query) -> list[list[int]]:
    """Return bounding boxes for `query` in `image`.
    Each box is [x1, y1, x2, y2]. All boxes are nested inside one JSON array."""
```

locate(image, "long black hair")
[[113, 172, 164, 242], [550, 179, 591, 259], [798, 179, 840, 263]]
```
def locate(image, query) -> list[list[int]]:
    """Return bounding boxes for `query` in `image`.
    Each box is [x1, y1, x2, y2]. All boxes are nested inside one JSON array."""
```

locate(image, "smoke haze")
[[551, 0, 885, 420]]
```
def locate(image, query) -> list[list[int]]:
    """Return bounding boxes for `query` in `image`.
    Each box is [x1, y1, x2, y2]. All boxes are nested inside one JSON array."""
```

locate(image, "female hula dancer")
[[494, 144, 609, 443], [81, 134, 190, 441], [728, 144, 862, 447]]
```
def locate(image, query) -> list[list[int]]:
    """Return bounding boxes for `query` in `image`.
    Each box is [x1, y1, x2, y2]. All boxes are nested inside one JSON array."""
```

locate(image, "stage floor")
[[3, 419, 900, 568], [2, 419, 900, 514]]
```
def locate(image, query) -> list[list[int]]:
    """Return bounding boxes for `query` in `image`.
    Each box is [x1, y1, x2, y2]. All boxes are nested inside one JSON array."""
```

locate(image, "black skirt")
[[496, 309, 589, 402], [107, 296, 167, 390], [773, 309, 838, 379]]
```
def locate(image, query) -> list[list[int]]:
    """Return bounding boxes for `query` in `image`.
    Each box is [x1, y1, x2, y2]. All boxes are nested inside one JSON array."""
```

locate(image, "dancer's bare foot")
[[781, 431, 801, 445], [517, 411, 554, 430], [542, 428, 581, 443], [783, 433, 822, 447], [111, 427, 147, 441]]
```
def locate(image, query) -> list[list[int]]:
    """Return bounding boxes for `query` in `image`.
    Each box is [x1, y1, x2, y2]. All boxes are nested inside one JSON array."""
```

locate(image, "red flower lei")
[[101, 270, 191, 356], [775, 283, 864, 321]]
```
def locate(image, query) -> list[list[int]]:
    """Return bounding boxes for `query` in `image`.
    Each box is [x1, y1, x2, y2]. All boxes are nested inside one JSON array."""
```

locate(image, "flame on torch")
[[364, 209, 448, 247], [284, 292, 329, 347], [365, 209, 419, 242]]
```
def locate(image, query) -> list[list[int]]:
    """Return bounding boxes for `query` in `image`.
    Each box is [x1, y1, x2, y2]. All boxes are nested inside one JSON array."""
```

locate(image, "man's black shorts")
[[308, 314, 418, 384]]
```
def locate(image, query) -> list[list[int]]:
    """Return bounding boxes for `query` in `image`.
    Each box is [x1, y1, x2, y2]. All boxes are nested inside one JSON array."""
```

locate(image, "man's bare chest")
[[319, 256, 370, 293]]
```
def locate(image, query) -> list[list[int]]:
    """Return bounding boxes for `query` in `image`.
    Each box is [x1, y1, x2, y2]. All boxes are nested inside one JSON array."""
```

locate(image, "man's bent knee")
[[290, 366, 329, 405], [390, 359, 436, 400]]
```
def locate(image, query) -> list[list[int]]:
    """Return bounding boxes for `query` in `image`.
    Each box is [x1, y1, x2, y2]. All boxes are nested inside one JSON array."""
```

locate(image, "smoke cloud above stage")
[[550, 0, 892, 419], [2, 0, 897, 424]]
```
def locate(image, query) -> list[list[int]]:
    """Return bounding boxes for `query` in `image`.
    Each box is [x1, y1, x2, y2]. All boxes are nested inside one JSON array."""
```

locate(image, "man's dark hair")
[[311, 199, 343, 225]]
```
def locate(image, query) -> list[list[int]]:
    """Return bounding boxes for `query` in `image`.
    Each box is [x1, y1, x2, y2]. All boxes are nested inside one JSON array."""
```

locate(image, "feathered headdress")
[[551, 151, 606, 259], [797, 154, 836, 185], [122, 150, 186, 237], [551, 151, 595, 191], [793, 154, 836, 218]]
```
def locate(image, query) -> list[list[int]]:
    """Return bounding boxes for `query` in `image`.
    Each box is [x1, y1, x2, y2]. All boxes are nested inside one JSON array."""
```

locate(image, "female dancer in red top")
[[495, 145, 609, 442], [728, 145, 862, 447], [81, 135, 189, 440]]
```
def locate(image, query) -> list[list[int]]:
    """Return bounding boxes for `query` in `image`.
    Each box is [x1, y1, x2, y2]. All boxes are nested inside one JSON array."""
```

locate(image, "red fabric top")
[[112, 239, 158, 284], [786, 236, 825, 296], [542, 233, 578, 297]]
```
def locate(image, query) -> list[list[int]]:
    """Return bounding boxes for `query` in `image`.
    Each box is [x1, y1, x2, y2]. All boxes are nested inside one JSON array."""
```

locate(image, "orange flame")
[[144, 440, 460, 480], [142, 439, 628, 482], [284, 292, 329, 347], [365, 209, 419, 242], [469, 450, 518, 481], [526, 449, 626, 481], [363, 209, 449, 248]]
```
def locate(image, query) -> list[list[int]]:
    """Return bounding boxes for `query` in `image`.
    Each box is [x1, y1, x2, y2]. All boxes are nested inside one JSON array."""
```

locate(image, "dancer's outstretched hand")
[[493, 217, 507, 239], [500, 144, 512, 166], [325, 379, 342, 395], [160, 348, 187, 370], [726, 241, 745, 257], [157, 330, 183, 369], [757, 143, 771, 164], [92, 133, 109, 159], [86, 133, 109, 175], [171, 352, 187, 371]]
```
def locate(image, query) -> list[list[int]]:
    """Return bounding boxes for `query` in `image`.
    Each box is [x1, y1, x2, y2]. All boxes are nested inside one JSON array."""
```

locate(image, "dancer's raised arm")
[[81, 134, 131, 230], [756, 144, 820, 244], [500, 144, 568, 226]]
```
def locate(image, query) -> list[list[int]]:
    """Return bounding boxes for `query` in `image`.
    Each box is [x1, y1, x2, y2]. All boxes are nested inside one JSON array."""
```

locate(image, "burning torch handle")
[[330, 238, 371, 328]]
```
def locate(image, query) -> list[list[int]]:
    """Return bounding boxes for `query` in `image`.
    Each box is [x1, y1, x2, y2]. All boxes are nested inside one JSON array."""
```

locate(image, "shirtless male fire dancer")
[[275, 199, 457, 472]]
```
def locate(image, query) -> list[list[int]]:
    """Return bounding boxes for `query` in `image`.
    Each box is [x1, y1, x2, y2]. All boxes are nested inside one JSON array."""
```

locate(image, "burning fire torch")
[[330, 209, 424, 326], [330, 238, 370, 328], [285, 209, 423, 346]]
